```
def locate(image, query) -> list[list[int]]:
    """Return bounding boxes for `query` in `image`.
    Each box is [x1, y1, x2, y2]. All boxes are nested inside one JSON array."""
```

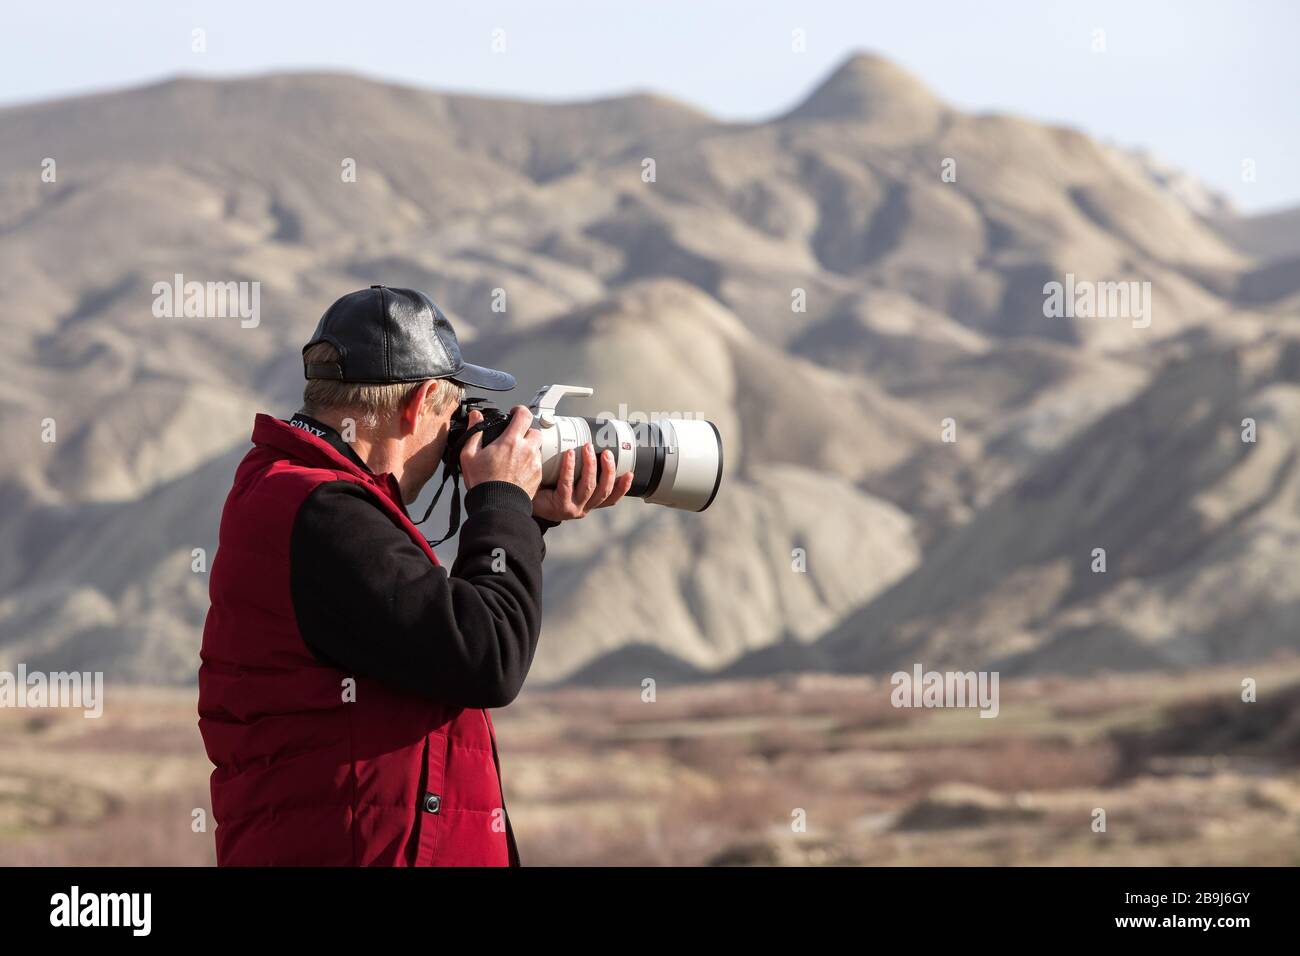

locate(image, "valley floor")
[[2, 661, 1297, 866]]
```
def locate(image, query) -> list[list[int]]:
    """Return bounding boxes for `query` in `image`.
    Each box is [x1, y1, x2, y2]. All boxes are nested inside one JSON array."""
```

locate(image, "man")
[[197, 285, 632, 866]]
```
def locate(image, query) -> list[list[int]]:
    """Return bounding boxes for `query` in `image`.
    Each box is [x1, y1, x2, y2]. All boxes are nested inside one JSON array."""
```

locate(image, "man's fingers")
[[598, 469, 635, 508], [461, 409, 485, 457], [554, 447, 576, 500], [574, 443, 598, 509], [588, 450, 617, 508], [501, 404, 534, 442]]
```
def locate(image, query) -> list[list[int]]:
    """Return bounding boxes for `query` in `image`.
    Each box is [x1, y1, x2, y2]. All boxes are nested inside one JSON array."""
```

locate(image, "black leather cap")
[[303, 286, 516, 391]]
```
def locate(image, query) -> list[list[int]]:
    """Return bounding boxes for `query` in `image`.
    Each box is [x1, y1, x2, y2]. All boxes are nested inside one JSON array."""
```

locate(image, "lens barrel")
[[580, 416, 722, 512], [450, 400, 722, 513]]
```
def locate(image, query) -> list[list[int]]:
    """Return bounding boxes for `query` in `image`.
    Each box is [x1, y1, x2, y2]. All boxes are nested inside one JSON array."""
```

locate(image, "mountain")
[[805, 336, 1300, 678], [0, 52, 1295, 685], [1215, 205, 1300, 262]]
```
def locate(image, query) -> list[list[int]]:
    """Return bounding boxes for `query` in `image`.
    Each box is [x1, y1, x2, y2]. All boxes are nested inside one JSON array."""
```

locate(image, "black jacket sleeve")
[[289, 479, 545, 709]]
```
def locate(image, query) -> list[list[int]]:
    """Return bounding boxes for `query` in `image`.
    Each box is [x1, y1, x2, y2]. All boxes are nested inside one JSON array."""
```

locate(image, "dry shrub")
[[667, 734, 752, 774], [909, 738, 1118, 792], [0, 787, 214, 866]]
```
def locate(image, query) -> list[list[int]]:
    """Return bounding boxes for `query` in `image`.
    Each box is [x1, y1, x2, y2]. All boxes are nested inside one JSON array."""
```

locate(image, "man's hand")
[[460, 406, 543, 497], [532, 442, 635, 522]]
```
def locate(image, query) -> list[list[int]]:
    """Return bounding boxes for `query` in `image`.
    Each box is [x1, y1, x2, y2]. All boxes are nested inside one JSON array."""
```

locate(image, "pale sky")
[[2, 0, 1296, 212]]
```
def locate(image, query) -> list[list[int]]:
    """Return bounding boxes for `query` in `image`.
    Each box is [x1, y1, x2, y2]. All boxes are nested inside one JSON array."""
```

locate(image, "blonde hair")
[[302, 342, 464, 429]]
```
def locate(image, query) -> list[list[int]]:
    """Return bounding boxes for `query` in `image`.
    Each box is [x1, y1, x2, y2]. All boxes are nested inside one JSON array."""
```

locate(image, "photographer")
[[197, 285, 632, 866]]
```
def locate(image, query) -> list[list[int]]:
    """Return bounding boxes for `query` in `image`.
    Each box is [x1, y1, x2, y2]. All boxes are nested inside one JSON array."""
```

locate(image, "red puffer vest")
[[198, 414, 517, 866]]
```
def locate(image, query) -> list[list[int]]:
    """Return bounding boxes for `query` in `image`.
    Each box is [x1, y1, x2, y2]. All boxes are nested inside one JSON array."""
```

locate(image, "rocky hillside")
[[0, 53, 1295, 684]]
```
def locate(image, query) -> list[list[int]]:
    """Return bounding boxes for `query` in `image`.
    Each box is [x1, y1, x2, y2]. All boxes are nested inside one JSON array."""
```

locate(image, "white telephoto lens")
[[644, 418, 723, 512], [532, 412, 722, 512]]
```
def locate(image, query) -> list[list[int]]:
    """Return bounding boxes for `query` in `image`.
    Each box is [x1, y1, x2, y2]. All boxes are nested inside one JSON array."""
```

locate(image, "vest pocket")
[[411, 730, 449, 866]]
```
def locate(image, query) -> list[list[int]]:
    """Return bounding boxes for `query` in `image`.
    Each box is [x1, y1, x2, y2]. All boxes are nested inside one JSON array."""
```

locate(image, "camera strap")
[[415, 417, 499, 547], [415, 470, 462, 547]]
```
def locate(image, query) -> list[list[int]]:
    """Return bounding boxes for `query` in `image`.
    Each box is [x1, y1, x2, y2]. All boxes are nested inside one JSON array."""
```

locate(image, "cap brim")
[[449, 362, 516, 391]]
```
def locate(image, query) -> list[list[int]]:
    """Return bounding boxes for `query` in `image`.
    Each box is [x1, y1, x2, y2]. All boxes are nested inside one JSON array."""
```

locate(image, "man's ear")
[[400, 380, 438, 436]]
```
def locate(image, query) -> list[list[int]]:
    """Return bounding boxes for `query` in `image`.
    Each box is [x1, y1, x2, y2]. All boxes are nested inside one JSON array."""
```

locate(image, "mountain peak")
[[784, 52, 944, 123]]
